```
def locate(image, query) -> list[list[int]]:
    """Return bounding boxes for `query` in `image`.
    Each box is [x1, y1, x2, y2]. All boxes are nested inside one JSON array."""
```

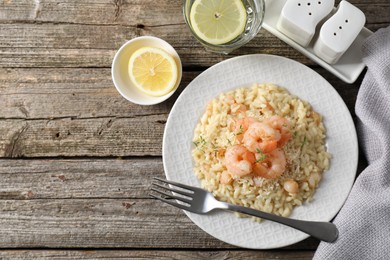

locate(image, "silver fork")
[[150, 177, 338, 242]]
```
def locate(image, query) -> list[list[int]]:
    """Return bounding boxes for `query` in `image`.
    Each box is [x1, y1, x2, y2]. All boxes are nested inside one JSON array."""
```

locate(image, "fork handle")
[[223, 203, 338, 242]]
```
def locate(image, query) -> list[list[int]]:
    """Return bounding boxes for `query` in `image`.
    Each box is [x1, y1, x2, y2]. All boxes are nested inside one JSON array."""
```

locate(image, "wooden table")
[[0, 0, 388, 258]]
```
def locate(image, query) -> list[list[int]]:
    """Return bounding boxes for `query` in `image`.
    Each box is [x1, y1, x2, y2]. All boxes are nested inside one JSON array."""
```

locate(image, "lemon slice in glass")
[[128, 47, 178, 97], [190, 0, 247, 45]]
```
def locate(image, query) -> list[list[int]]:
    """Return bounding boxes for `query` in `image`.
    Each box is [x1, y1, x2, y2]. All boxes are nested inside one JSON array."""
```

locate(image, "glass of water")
[[183, 0, 265, 54]]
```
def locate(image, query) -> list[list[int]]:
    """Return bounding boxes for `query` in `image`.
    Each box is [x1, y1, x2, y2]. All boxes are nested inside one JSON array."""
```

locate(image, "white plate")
[[263, 0, 373, 84], [162, 54, 358, 249]]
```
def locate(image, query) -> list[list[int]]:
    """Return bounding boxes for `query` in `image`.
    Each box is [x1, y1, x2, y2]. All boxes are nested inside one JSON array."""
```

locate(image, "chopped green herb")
[[301, 136, 307, 149], [256, 148, 267, 162], [235, 125, 244, 136], [293, 131, 298, 138], [211, 143, 219, 157], [227, 138, 232, 146], [193, 135, 207, 151]]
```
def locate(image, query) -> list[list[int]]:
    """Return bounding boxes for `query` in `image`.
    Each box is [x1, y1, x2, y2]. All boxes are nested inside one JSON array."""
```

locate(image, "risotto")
[[192, 83, 330, 219]]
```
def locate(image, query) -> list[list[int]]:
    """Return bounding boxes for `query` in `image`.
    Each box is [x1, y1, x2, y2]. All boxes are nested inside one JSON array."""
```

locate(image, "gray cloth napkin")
[[314, 26, 390, 259]]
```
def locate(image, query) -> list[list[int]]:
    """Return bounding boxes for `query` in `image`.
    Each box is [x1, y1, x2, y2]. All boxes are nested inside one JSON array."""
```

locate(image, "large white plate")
[[162, 54, 358, 249]]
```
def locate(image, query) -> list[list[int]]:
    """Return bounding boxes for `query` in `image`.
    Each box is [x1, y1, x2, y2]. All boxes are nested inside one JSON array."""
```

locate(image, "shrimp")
[[230, 117, 255, 143], [242, 122, 281, 153], [220, 171, 233, 185], [264, 116, 291, 147], [252, 149, 286, 179], [283, 179, 299, 194], [224, 145, 255, 177], [308, 172, 321, 188]]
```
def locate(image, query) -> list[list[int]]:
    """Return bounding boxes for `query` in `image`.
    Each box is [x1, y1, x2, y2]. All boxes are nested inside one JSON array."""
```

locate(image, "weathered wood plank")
[[0, 0, 388, 27], [0, 24, 386, 68], [0, 24, 138, 49], [0, 250, 315, 259], [0, 198, 319, 249], [0, 158, 320, 250], [0, 0, 184, 26], [1, 31, 387, 69], [0, 1, 388, 68], [0, 67, 361, 158], [0, 68, 196, 119], [0, 116, 166, 157], [0, 47, 116, 68], [0, 159, 162, 199], [0, 24, 313, 67], [0, 158, 354, 250], [0, 198, 213, 248], [0, 68, 359, 120]]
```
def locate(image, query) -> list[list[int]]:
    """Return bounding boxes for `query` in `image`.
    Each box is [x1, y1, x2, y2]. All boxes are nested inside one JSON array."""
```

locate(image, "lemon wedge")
[[128, 47, 178, 97], [190, 0, 247, 45]]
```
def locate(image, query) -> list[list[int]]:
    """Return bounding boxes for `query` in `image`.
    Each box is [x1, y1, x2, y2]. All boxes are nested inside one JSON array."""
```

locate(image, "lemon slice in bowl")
[[128, 47, 178, 97], [189, 0, 247, 45]]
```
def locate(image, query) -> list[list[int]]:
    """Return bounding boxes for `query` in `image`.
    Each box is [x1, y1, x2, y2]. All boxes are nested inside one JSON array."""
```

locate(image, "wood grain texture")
[[0, 0, 388, 26], [0, 0, 183, 26], [0, 0, 387, 255], [0, 159, 162, 199], [0, 68, 195, 119], [0, 250, 315, 259], [0, 199, 320, 249], [0, 116, 166, 157], [0, 25, 310, 68], [0, 0, 388, 68], [0, 158, 319, 250], [0, 68, 361, 158], [0, 198, 216, 248], [0, 67, 359, 119]]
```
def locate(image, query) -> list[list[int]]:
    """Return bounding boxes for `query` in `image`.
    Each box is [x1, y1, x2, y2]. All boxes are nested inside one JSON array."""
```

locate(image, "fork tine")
[[151, 187, 192, 204], [153, 177, 195, 192], [152, 182, 193, 198], [150, 194, 190, 211]]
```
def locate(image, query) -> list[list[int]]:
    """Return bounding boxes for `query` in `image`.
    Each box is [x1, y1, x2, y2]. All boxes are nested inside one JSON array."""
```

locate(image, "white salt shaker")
[[277, 0, 334, 47], [313, 1, 366, 64]]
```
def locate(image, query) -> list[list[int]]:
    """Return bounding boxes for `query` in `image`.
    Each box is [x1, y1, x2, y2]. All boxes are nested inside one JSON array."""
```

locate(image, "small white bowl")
[[111, 36, 182, 105]]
